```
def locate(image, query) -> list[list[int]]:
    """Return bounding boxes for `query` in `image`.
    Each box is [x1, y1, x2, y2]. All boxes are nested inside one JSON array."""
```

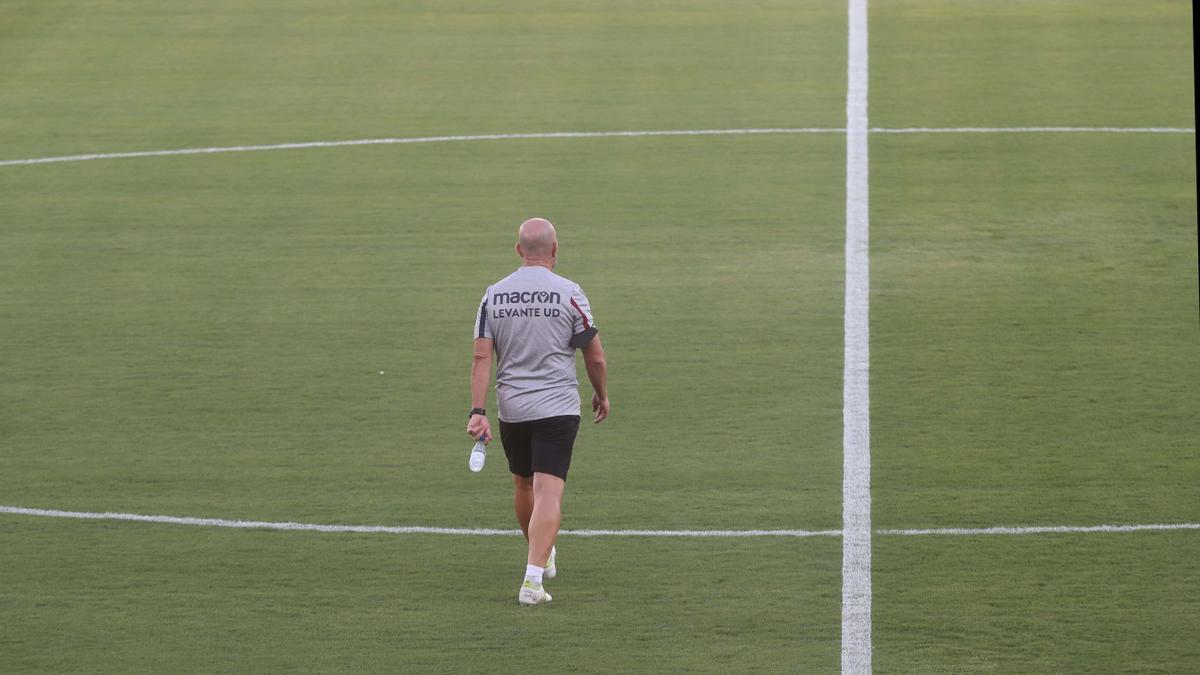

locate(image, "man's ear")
[[551, 242, 558, 258], [515, 242, 523, 258]]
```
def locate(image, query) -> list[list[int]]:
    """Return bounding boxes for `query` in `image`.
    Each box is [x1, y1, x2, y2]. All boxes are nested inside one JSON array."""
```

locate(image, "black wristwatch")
[[469, 407, 487, 418]]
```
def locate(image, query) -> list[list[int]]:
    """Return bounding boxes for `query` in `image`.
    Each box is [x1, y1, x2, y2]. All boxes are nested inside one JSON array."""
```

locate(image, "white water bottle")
[[468, 436, 487, 472]]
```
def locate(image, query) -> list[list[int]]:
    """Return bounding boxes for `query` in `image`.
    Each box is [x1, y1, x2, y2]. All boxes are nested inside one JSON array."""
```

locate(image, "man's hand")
[[592, 392, 610, 424], [467, 414, 491, 443]]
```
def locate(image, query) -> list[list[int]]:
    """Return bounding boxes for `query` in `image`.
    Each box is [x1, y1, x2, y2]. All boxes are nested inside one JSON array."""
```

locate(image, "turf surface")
[[1, 518, 843, 672], [1, 0, 1196, 672], [868, 1, 1198, 669]]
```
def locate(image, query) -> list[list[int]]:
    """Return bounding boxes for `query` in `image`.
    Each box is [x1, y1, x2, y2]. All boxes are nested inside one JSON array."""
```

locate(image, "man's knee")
[[532, 472, 565, 499], [512, 474, 534, 491]]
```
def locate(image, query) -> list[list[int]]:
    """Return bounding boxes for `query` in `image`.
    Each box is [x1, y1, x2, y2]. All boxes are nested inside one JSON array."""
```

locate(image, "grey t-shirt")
[[474, 266, 598, 423]]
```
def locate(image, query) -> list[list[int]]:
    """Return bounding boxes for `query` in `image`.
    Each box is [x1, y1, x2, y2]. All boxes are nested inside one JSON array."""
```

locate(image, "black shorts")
[[499, 415, 580, 481]]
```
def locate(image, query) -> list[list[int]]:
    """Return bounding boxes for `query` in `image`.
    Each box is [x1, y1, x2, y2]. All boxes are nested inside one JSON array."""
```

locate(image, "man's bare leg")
[[512, 474, 534, 539], [527, 472, 564, 567]]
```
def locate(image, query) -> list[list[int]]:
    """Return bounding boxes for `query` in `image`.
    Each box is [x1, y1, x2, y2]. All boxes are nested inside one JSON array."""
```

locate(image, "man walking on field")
[[467, 217, 610, 606]]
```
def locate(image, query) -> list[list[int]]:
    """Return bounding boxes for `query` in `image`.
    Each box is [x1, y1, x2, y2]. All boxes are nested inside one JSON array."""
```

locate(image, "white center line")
[[842, 0, 873, 673]]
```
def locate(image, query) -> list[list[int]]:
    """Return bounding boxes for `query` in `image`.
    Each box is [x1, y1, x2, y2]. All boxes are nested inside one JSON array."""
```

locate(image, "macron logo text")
[[492, 290, 561, 305]]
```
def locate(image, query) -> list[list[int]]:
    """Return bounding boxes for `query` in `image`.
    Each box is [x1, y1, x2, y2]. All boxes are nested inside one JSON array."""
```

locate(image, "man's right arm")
[[468, 290, 493, 442], [467, 338, 493, 441], [582, 336, 609, 424]]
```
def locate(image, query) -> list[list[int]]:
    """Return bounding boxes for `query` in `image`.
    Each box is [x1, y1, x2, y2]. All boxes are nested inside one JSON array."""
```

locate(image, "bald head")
[[517, 217, 558, 263]]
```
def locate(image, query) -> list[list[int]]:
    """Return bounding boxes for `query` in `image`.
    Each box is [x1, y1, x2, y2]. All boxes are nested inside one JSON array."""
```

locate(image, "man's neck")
[[521, 258, 554, 270]]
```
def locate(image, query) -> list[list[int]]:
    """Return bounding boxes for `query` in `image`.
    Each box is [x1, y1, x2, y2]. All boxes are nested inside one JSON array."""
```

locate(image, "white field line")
[[559, 528, 841, 537], [880, 523, 1200, 536], [0, 128, 841, 167], [0, 126, 1192, 168], [0, 506, 840, 537], [875, 126, 1196, 134], [0, 506, 519, 536], [841, 1, 872, 674], [3, 505, 1197, 538]]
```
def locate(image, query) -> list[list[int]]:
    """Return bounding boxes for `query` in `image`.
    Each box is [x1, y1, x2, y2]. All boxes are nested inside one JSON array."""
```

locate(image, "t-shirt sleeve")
[[567, 284, 598, 348], [474, 290, 492, 340]]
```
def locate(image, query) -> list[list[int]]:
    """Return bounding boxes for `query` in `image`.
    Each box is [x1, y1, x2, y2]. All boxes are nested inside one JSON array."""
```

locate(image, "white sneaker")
[[518, 579, 552, 606], [544, 547, 557, 580]]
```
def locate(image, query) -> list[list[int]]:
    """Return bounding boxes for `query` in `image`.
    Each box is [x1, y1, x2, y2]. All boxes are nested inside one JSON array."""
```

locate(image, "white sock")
[[525, 564, 544, 586]]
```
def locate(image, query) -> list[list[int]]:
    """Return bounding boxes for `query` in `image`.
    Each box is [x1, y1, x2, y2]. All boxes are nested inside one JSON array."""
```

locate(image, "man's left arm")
[[568, 284, 607, 423]]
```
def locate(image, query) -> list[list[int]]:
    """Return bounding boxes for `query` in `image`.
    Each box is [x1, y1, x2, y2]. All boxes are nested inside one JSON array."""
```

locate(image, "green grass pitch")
[[1, 0, 1196, 671]]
